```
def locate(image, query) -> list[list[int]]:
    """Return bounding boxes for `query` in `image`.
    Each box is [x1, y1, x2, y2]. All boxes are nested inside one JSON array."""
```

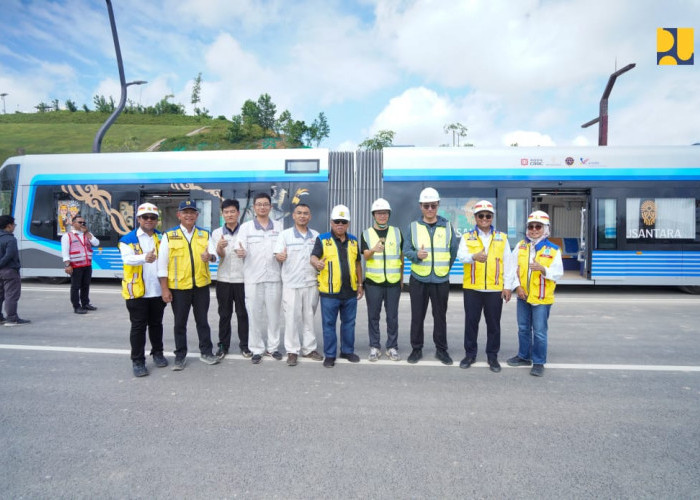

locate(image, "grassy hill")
[[0, 111, 265, 165]]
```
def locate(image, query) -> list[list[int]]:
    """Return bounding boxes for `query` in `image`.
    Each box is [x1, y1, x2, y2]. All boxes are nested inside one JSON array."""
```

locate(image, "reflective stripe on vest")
[[461, 230, 508, 290], [410, 221, 451, 277], [363, 226, 402, 284], [68, 232, 93, 268]]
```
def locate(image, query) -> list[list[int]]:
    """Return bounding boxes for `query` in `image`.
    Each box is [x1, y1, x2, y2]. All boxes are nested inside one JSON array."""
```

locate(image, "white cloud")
[[501, 130, 556, 147]]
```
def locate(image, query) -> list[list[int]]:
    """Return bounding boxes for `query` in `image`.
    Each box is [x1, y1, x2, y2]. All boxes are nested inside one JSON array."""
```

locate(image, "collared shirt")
[[156, 224, 216, 278], [274, 225, 319, 288], [61, 229, 99, 263], [238, 217, 283, 283], [119, 227, 161, 297], [457, 225, 515, 292], [211, 223, 244, 283]]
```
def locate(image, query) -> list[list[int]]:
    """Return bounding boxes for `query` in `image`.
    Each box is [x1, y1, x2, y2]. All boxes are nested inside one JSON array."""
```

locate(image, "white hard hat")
[[136, 202, 159, 217], [527, 210, 550, 225], [371, 198, 391, 213], [472, 200, 495, 214], [419, 187, 440, 203], [330, 204, 351, 221]]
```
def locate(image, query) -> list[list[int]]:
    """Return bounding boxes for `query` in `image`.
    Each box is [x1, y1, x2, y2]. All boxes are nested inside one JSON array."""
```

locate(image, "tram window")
[[507, 199, 527, 247], [596, 199, 617, 249], [285, 159, 319, 174], [625, 198, 695, 241]]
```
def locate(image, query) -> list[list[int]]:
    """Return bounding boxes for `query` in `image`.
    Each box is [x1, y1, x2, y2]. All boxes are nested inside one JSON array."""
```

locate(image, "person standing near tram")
[[361, 198, 404, 362], [403, 188, 459, 365]]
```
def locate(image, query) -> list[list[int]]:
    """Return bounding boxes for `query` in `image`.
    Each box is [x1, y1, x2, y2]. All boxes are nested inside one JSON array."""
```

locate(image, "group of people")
[[51, 188, 562, 379]]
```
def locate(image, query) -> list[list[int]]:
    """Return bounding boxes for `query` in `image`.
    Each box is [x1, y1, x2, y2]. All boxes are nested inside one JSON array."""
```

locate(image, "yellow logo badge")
[[657, 28, 694, 65]]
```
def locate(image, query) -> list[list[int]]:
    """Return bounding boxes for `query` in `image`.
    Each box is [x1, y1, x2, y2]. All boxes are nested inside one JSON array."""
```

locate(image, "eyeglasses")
[[75, 220, 86, 225], [476, 213, 493, 219], [332, 219, 348, 225], [421, 203, 438, 210], [527, 224, 543, 230], [254, 203, 271, 207], [141, 215, 158, 221]]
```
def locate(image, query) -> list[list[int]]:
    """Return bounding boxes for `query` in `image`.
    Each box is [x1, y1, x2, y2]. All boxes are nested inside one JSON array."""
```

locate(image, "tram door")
[[497, 188, 530, 249]]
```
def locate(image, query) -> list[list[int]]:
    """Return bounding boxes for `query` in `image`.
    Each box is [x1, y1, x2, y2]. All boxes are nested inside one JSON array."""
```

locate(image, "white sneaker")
[[387, 348, 400, 361], [369, 347, 381, 362]]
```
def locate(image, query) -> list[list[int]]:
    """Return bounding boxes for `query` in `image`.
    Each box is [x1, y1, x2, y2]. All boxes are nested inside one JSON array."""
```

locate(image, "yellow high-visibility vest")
[[166, 226, 211, 290], [363, 226, 402, 284]]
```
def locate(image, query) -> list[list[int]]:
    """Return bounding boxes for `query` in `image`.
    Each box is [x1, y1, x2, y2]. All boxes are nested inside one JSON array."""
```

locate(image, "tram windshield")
[[0, 163, 18, 215]]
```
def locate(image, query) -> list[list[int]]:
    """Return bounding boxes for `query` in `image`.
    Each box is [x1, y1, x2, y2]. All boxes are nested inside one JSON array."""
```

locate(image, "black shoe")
[[215, 344, 227, 360], [459, 357, 476, 369], [507, 356, 532, 367], [251, 354, 262, 364], [4, 318, 31, 326], [407, 348, 422, 364], [435, 349, 453, 365], [266, 350, 283, 361], [339, 352, 360, 363], [83, 304, 97, 311], [241, 348, 253, 358], [74, 307, 87, 314], [488, 359, 501, 373], [132, 362, 148, 377], [152, 352, 168, 368], [172, 357, 186, 371], [530, 364, 545, 377], [323, 357, 335, 368]]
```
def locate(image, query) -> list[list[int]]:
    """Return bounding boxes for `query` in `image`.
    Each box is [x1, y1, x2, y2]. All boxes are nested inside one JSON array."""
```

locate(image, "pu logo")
[[657, 28, 694, 65]]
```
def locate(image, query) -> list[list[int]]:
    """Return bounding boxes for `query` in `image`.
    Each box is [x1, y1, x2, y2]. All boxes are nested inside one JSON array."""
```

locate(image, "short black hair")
[[221, 199, 240, 211], [294, 203, 311, 211], [0, 215, 15, 230], [254, 192, 271, 204]]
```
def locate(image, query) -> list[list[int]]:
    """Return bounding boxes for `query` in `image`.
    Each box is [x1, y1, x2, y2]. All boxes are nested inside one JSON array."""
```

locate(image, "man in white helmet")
[[361, 198, 404, 362], [310, 204, 364, 368], [506, 210, 563, 377], [403, 187, 460, 365], [119, 202, 168, 377], [456, 200, 515, 373]]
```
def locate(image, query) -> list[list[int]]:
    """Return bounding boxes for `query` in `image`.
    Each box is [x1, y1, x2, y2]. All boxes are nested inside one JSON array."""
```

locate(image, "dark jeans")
[[365, 283, 401, 349], [126, 296, 167, 362], [408, 276, 449, 351], [170, 286, 213, 359], [320, 295, 357, 358], [70, 265, 92, 309], [215, 281, 249, 352], [0, 267, 22, 321], [463, 289, 503, 360]]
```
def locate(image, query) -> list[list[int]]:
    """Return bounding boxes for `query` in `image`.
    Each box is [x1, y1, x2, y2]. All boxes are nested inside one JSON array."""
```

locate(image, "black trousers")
[[463, 289, 502, 360], [70, 265, 92, 309], [126, 296, 166, 362], [170, 286, 213, 358], [408, 276, 449, 351], [215, 281, 249, 351]]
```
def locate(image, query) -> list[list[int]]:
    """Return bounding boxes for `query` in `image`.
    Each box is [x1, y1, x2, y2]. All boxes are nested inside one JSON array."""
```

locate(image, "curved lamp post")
[[0, 93, 7, 114], [93, 0, 146, 153], [581, 63, 635, 146]]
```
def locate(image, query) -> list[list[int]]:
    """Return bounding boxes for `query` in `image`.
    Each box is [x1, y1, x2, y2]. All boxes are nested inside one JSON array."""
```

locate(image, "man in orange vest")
[[61, 213, 100, 314]]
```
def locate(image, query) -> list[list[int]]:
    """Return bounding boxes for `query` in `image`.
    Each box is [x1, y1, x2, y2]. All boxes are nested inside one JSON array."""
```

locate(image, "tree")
[[191, 72, 202, 114], [51, 99, 60, 112], [82, 104, 90, 112], [359, 130, 395, 150], [308, 112, 330, 147], [241, 99, 261, 128], [227, 115, 244, 142], [65, 99, 77, 112], [443, 122, 469, 146], [257, 93, 276, 136], [275, 109, 292, 135], [35, 102, 50, 113], [93, 95, 115, 113], [283, 119, 308, 147], [150, 95, 185, 115]]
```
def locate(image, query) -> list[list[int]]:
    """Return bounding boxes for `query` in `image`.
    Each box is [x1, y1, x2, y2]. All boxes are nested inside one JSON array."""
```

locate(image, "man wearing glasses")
[[457, 200, 514, 373], [119, 203, 168, 377], [403, 188, 460, 365], [235, 192, 283, 364], [61, 212, 100, 314], [507, 210, 563, 377], [310, 204, 364, 368]]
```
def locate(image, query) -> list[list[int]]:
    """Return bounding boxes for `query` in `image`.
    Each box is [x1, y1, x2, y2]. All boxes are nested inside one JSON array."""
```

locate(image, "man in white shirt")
[[211, 199, 250, 360], [61, 213, 100, 314], [456, 200, 514, 373], [119, 203, 168, 377], [157, 200, 219, 371], [235, 192, 283, 364], [273, 203, 323, 366]]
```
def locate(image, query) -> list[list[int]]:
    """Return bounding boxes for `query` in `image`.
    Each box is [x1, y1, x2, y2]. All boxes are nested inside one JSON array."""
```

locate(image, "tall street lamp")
[[0, 93, 7, 114], [93, 0, 147, 153], [581, 63, 635, 146]]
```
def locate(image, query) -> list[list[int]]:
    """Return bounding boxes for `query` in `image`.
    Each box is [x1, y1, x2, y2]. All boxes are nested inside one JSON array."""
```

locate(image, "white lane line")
[[1, 344, 699, 372]]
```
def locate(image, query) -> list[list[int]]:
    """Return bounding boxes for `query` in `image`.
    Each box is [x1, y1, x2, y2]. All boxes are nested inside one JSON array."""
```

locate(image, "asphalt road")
[[1, 281, 699, 499]]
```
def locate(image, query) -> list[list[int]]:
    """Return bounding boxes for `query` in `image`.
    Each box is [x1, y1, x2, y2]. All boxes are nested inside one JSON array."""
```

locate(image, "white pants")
[[282, 285, 319, 355], [244, 281, 282, 355]]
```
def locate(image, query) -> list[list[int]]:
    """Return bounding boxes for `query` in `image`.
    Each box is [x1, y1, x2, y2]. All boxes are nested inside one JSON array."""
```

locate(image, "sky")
[[1, 0, 698, 150]]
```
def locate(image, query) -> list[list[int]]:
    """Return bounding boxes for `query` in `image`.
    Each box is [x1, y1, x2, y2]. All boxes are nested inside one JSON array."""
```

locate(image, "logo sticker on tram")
[[657, 28, 694, 65]]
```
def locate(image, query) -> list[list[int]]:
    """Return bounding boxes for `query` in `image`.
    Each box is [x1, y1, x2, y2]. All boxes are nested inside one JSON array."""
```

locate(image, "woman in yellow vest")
[[506, 211, 563, 377]]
